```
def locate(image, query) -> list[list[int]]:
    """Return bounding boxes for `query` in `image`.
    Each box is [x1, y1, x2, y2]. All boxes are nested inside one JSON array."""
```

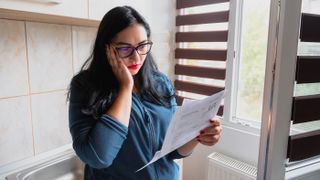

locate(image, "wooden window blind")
[[287, 13, 320, 162], [175, 0, 230, 116]]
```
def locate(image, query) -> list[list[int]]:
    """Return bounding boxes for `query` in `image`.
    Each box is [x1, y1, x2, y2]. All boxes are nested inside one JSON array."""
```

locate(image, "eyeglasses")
[[112, 42, 153, 58]]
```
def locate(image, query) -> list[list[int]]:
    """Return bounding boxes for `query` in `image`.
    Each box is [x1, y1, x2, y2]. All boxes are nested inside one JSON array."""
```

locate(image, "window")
[[232, 0, 270, 127], [175, 0, 230, 116], [175, 0, 271, 130], [178, 3, 228, 100]]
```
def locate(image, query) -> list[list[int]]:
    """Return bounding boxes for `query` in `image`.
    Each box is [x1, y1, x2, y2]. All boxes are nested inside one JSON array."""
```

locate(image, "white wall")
[[149, 0, 176, 80], [183, 124, 260, 180]]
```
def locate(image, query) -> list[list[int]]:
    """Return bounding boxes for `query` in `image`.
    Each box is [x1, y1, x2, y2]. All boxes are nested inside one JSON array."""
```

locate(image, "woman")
[[68, 6, 222, 180]]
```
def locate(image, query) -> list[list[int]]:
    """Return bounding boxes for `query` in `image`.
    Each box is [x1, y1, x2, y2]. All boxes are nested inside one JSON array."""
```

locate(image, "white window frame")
[[223, 0, 265, 135], [209, 0, 261, 167]]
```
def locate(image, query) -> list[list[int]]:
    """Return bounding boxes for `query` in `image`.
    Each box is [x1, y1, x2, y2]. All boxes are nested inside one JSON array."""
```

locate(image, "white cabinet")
[[0, 0, 88, 19], [88, 0, 151, 22]]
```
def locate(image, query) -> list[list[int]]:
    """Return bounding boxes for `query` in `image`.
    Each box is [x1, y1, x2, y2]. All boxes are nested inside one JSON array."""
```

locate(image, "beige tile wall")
[[0, 20, 29, 98], [26, 22, 73, 93], [72, 26, 97, 73], [0, 96, 33, 166], [0, 19, 97, 166]]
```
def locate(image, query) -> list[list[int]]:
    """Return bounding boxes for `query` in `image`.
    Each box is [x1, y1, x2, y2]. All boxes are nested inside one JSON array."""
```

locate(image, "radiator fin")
[[208, 152, 257, 180]]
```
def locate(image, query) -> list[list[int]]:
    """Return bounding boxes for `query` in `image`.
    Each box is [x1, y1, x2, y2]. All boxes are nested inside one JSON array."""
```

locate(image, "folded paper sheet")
[[137, 90, 225, 172]]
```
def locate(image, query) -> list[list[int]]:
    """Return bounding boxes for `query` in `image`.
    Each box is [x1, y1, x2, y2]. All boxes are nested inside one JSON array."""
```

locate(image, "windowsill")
[[286, 157, 320, 179], [224, 117, 261, 136]]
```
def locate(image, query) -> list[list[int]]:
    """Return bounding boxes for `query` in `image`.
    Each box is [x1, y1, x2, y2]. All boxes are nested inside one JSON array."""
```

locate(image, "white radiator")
[[207, 152, 257, 180]]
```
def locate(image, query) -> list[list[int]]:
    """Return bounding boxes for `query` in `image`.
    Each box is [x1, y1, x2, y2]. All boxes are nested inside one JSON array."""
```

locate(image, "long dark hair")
[[69, 6, 172, 119]]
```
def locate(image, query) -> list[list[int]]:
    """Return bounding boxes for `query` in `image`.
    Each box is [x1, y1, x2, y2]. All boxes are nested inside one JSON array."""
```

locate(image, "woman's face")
[[111, 24, 150, 76]]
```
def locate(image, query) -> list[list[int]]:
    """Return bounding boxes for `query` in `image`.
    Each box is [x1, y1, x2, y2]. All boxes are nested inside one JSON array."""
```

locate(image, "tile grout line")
[[31, 89, 68, 96], [71, 26, 75, 76], [0, 89, 68, 101], [24, 21, 36, 156], [0, 94, 29, 100], [87, 0, 90, 19]]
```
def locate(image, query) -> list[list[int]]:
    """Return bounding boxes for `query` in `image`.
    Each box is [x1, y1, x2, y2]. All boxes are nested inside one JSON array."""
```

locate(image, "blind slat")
[[287, 130, 320, 161], [177, 0, 229, 9], [175, 80, 224, 96], [296, 56, 320, 83], [176, 11, 229, 26], [300, 13, 320, 42], [291, 94, 320, 124], [175, 64, 226, 79], [176, 31, 228, 42], [175, 48, 227, 61]]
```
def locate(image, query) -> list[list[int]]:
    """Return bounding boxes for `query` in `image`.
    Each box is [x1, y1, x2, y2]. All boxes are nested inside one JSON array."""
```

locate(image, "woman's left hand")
[[196, 117, 222, 146]]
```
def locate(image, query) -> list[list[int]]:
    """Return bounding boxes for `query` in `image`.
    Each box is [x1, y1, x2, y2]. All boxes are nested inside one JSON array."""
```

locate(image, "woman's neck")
[[133, 85, 139, 93], [133, 76, 139, 93]]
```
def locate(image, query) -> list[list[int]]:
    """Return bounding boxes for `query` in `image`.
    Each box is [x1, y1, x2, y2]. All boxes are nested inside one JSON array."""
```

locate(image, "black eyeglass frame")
[[112, 41, 153, 58]]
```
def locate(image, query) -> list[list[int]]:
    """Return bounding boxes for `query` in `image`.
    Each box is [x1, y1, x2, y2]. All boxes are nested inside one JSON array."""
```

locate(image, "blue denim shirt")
[[69, 71, 184, 180]]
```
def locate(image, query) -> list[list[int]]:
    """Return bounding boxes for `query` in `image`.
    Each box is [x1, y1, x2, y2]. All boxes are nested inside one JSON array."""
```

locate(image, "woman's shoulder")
[[153, 72, 170, 83], [152, 72, 174, 95], [71, 70, 91, 84], [70, 70, 94, 91]]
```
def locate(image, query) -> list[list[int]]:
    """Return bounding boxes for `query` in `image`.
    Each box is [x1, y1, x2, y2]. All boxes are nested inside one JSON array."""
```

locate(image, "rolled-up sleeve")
[[69, 75, 128, 169], [167, 149, 189, 160]]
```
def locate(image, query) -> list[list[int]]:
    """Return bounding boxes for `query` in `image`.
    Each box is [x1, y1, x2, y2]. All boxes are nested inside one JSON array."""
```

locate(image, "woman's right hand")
[[105, 45, 133, 127], [106, 45, 133, 91]]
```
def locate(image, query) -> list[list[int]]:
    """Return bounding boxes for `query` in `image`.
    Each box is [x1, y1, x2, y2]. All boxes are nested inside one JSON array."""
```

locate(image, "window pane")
[[235, 0, 270, 121], [291, 120, 320, 135], [294, 83, 320, 97], [185, 42, 227, 50], [183, 3, 229, 15], [181, 23, 228, 32], [298, 42, 320, 56], [301, 0, 320, 15]]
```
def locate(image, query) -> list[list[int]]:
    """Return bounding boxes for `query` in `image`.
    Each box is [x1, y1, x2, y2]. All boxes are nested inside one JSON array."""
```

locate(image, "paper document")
[[136, 90, 225, 172]]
